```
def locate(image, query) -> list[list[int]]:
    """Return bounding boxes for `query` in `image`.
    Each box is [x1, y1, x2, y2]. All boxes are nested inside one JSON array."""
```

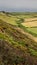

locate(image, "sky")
[[0, 0, 37, 12]]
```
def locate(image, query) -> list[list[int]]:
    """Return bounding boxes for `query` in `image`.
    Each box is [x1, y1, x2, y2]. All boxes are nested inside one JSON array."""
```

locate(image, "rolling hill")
[[0, 12, 37, 65]]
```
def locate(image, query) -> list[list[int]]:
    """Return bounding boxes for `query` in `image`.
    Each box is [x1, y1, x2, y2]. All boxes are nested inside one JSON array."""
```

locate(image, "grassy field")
[[0, 12, 18, 25], [22, 21, 37, 27], [21, 17, 37, 37], [26, 27, 37, 37], [27, 27, 37, 34]]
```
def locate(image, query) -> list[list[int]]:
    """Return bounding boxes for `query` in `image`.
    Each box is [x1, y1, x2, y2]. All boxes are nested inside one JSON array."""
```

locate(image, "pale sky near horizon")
[[0, 0, 37, 11]]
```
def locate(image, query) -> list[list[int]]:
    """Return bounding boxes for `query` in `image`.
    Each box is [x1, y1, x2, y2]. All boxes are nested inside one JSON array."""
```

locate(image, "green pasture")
[[27, 27, 37, 34], [27, 27, 37, 37]]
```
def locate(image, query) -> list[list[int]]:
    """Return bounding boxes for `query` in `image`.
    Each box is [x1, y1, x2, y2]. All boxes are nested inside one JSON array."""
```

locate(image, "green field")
[[27, 27, 37, 37], [27, 27, 37, 34]]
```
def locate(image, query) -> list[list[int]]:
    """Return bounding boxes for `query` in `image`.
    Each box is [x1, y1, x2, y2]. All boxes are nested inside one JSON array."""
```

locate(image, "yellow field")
[[22, 21, 37, 27], [25, 18, 37, 22]]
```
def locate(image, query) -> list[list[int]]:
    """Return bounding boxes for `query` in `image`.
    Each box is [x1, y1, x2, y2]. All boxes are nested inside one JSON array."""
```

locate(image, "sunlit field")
[[22, 21, 37, 27]]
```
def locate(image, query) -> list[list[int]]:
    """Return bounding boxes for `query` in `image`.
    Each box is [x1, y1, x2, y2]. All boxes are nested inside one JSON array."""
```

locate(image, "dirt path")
[[15, 27, 37, 42]]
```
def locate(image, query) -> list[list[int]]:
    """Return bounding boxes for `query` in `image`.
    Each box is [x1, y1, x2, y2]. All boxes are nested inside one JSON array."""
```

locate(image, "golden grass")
[[25, 18, 37, 21], [22, 21, 37, 27]]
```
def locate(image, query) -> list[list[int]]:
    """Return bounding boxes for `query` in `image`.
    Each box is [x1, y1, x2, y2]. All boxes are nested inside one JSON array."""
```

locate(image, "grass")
[[0, 18, 36, 47], [22, 21, 37, 27], [29, 48, 37, 56], [26, 27, 37, 37], [0, 12, 37, 65], [0, 13, 18, 25], [0, 12, 37, 37], [27, 27, 37, 34]]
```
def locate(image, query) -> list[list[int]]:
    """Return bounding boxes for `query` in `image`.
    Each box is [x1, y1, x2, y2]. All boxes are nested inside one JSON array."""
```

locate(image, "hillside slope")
[[0, 19, 37, 65]]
